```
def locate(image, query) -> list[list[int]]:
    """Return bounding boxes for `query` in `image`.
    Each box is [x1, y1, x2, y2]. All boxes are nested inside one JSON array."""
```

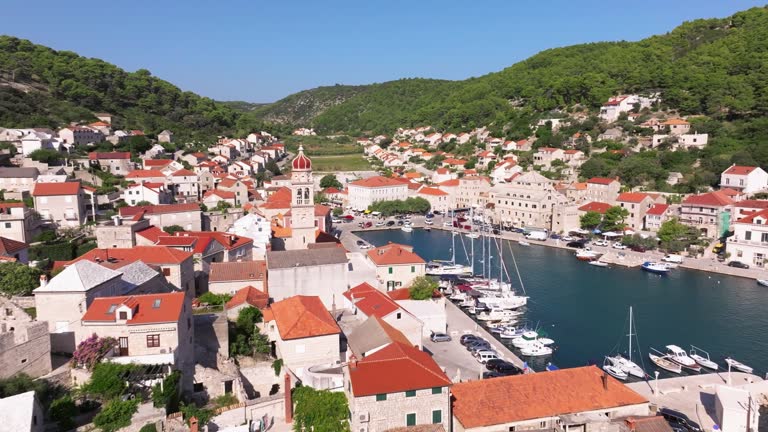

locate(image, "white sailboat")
[[427, 214, 472, 275], [607, 307, 646, 378]]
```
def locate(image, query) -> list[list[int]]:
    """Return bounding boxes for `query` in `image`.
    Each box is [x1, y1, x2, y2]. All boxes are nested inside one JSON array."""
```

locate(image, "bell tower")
[[289, 146, 315, 249]]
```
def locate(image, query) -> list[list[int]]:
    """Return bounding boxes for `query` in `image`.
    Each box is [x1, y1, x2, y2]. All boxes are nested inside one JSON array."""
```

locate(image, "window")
[[147, 334, 160, 348], [376, 394, 387, 401], [193, 383, 204, 393], [540, 421, 547, 428], [432, 410, 442, 424], [411, 266, 415, 273], [431, 387, 442, 394], [396, 312, 401, 319], [163, 268, 171, 276], [3, 223, 9, 229], [508, 427, 516, 432], [118, 311, 128, 320], [746, 231, 752, 241], [388, 267, 393, 274], [406, 413, 416, 426], [405, 390, 416, 397]]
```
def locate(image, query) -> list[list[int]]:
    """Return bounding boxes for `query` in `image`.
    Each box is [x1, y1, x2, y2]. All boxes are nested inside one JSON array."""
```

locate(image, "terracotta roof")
[[225, 286, 268, 310], [119, 203, 200, 217], [588, 177, 618, 185], [171, 169, 196, 177], [388, 287, 440, 300], [623, 416, 675, 432], [135, 226, 165, 243], [682, 191, 734, 207], [143, 159, 173, 167], [31, 182, 81, 196], [343, 283, 401, 318], [268, 296, 340, 340], [418, 187, 448, 196], [67, 246, 192, 269], [175, 231, 252, 252], [617, 192, 650, 203], [209, 261, 266, 282], [719, 188, 741, 197], [204, 190, 235, 200], [724, 165, 758, 176], [0, 236, 27, 255], [451, 366, 648, 428], [0, 202, 23, 210], [126, 169, 166, 179], [156, 236, 197, 248], [736, 208, 768, 224], [350, 176, 407, 188], [88, 151, 130, 160], [348, 342, 451, 397], [367, 243, 425, 266], [735, 199, 768, 209], [662, 118, 690, 126], [438, 179, 459, 187], [82, 292, 185, 325], [578, 201, 612, 214], [646, 204, 669, 216], [403, 172, 422, 179]]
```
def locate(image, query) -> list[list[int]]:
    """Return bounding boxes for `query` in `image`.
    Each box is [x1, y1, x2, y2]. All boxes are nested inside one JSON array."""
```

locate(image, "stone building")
[[266, 248, 349, 310], [366, 243, 426, 292], [119, 203, 203, 231], [95, 216, 151, 249], [208, 260, 267, 296], [0, 391, 45, 432], [88, 151, 133, 175], [489, 171, 568, 231], [343, 283, 423, 349], [0, 306, 51, 379], [31, 181, 86, 227]]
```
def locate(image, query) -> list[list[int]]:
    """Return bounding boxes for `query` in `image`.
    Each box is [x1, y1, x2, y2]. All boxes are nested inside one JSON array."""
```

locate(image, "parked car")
[[485, 359, 520, 374], [430, 332, 452, 342], [332, 218, 342, 223], [728, 261, 750, 269], [386, 220, 395, 226], [426, 213, 434, 218], [566, 241, 587, 248], [460, 334, 481, 345], [593, 239, 609, 247], [466, 341, 491, 352], [629, 245, 647, 253], [364, 222, 373, 228], [443, 221, 453, 227], [356, 240, 365, 247], [612, 242, 628, 250], [549, 234, 561, 240], [397, 220, 404, 226], [424, 219, 434, 225], [658, 408, 702, 432], [482, 371, 505, 379], [492, 229, 500, 235], [475, 350, 499, 364], [561, 235, 575, 241]]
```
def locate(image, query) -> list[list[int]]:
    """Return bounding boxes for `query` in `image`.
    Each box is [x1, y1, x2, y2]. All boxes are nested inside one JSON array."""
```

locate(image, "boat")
[[477, 308, 522, 322], [757, 279, 768, 287], [725, 357, 753, 374], [518, 241, 530, 246], [665, 345, 702, 372], [649, 350, 682, 374], [401, 225, 413, 232], [512, 331, 555, 348], [605, 307, 646, 378], [588, 260, 609, 267], [545, 363, 559, 371], [466, 232, 480, 239], [520, 341, 553, 357], [499, 326, 530, 339], [426, 261, 473, 276], [641, 261, 671, 275], [575, 248, 602, 261], [476, 292, 528, 310], [603, 357, 629, 380], [424, 226, 431, 231], [689, 346, 719, 370]]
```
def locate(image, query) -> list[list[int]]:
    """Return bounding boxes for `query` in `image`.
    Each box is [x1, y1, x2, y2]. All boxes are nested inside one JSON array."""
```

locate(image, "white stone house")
[[366, 243, 426, 292], [122, 182, 172, 206], [727, 208, 768, 268], [343, 282, 423, 349], [347, 176, 409, 212], [720, 165, 768, 195]]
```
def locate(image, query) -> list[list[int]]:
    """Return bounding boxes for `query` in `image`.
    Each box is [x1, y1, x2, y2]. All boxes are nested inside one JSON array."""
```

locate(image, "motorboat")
[[520, 341, 553, 357], [401, 225, 413, 232], [609, 354, 645, 378], [588, 260, 609, 268], [477, 308, 522, 322], [649, 351, 682, 374], [518, 241, 530, 246], [641, 262, 671, 275], [757, 279, 768, 287], [466, 232, 480, 239], [511, 331, 555, 348], [449, 291, 469, 302], [426, 262, 473, 276], [725, 357, 753, 374], [665, 345, 701, 372], [603, 357, 628, 380], [476, 292, 528, 310], [575, 248, 602, 261], [499, 326, 530, 339], [689, 346, 718, 370]]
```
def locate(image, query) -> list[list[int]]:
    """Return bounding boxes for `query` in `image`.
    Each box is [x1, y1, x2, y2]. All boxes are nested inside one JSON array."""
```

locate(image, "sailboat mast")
[[628, 306, 634, 363], [471, 232, 475, 275]]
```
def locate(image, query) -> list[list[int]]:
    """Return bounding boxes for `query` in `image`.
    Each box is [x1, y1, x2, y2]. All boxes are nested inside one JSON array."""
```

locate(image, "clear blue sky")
[[2, 1, 765, 102]]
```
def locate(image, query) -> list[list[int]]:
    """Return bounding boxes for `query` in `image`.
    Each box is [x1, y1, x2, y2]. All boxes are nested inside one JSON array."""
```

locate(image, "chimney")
[[601, 372, 609, 391], [189, 416, 199, 432], [112, 215, 122, 226], [349, 354, 358, 370], [39, 274, 48, 288], [284, 373, 293, 424]]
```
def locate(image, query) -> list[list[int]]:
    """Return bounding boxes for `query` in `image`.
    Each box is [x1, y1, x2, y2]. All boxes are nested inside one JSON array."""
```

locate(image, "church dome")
[[292, 145, 312, 170]]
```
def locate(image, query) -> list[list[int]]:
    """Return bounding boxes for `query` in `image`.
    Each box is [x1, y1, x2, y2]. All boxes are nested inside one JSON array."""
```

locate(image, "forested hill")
[[255, 6, 768, 134], [0, 36, 281, 140]]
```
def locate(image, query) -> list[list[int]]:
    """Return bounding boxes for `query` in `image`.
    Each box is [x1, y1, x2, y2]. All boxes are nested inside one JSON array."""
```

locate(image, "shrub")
[[212, 393, 238, 408], [139, 424, 158, 432], [93, 398, 139, 432], [151, 371, 181, 414], [409, 276, 438, 300], [71, 334, 117, 370], [50, 395, 77, 431], [81, 363, 134, 400], [197, 292, 231, 306], [180, 402, 213, 427]]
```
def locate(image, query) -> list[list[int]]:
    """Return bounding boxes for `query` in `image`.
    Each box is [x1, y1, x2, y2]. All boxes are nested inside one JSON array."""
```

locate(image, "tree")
[[28, 148, 62, 164], [314, 192, 327, 204], [236, 307, 263, 332], [409, 276, 438, 300], [292, 386, 351, 432], [266, 160, 282, 175], [0, 262, 42, 296], [332, 207, 343, 217], [602, 206, 629, 231], [135, 200, 153, 206], [579, 211, 603, 230], [81, 363, 135, 400], [151, 371, 180, 414], [50, 395, 77, 431], [180, 402, 213, 428], [93, 398, 139, 432], [215, 200, 233, 211], [319, 174, 343, 189], [162, 225, 185, 235], [658, 218, 699, 252]]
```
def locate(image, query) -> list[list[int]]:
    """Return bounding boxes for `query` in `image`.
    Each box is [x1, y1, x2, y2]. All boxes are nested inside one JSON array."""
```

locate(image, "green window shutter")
[[388, 267, 393, 274], [432, 410, 442, 424], [406, 413, 416, 426], [405, 390, 416, 397], [411, 265, 415, 272], [431, 387, 442, 394], [376, 393, 387, 401]]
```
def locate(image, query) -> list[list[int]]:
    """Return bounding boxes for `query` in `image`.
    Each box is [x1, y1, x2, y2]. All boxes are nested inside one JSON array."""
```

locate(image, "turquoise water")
[[357, 229, 768, 375]]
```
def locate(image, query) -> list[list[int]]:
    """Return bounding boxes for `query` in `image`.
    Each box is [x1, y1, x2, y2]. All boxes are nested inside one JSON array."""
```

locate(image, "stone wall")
[[0, 321, 52, 379], [8, 296, 35, 309]]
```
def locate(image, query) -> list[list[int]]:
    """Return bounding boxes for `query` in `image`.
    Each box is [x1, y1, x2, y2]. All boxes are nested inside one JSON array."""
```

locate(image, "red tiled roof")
[[156, 236, 198, 247], [209, 260, 266, 282], [119, 203, 200, 217], [646, 204, 669, 216], [31, 182, 81, 196], [418, 187, 448, 196], [438, 179, 459, 187], [0, 202, 23, 209], [587, 177, 618, 185], [0, 236, 27, 255], [225, 286, 268, 310], [171, 169, 196, 177], [344, 283, 400, 318], [348, 342, 451, 396], [144, 159, 173, 167], [367, 243, 425, 266], [89, 151, 130, 160], [736, 208, 768, 224], [176, 231, 252, 252], [451, 366, 648, 429], [617, 192, 650, 203], [204, 190, 235, 200], [126, 170, 166, 179], [68, 246, 192, 268], [268, 296, 340, 340], [682, 191, 734, 207], [388, 287, 440, 301], [735, 199, 768, 210], [135, 226, 165, 243], [724, 165, 758, 176], [578, 201, 612, 214], [350, 176, 407, 188], [662, 118, 690, 126], [82, 292, 185, 325]]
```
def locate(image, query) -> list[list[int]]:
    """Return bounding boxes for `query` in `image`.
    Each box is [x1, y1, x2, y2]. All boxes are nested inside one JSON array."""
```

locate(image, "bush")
[[212, 393, 238, 408], [408, 276, 438, 300], [82, 363, 135, 400], [163, 225, 185, 235], [139, 424, 158, 432], [151, 371, 181, 414], [197, 292, 231, 306], [50, 395, 77, 431], [71, 334, 117, 370], [235, 307, 262, 332], [93, 398, 139, 432], [180, 402, 213, 427], [293, 387, 350, 432], [33, 230, 57, 242], [0, 262, 42, 296]]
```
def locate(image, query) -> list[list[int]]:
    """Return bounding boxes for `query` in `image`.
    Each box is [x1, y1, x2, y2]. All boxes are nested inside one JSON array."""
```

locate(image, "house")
[[58, 126, 103, 145], [615, 192, 663, 230], [0, 236, 28, 263], [577, 201, 612, 218], [720, 165, 768, 194], [489, 171, 569, 231], [732, 199, 768, 221], [533, 147, 565, 169], [663, 118, 691, 135], [585, 177, 621, 204], [431, 168, 456, 184], [203, 189, 237, 208], [158, 231, 253, 273], [266, 248, 349, 310], [88, 151, 133, 175], [348, 176, 409, 211], [455, 176, 491, 209], [417, 187, 450, 213], [0, 391, 45, 432], [31, 181, 86, 227], [451, 366, 649, 432], [0, 309, 51, 378], [679, 191, 735, 238], [126, 169, 168, 185], [229, 212, 273, 260], [389, 287, 447, 337], [366, 243, 426, 291], [727, 208, 768, 268], [158, 130, 174, 143], [343, 282, 423, 348], [343, 341, 451, 432], [169, 169, 200, 200], [644, 204, 670, 232], [225, 286, 269, 320], [598, 128, 624, 141], [677, 133, 708, 148], [491, 160, 522, 184], [79, 292, 195, 391], [0, 167, 39, 192], [208, 260, 267, 296], [263, 296, 341, 380], [142, 159, 174, 171], [0, 203, 40, 243], [119, 203, 203, 231], [599, 94, 656, 123], [123, 182, 172, 206]]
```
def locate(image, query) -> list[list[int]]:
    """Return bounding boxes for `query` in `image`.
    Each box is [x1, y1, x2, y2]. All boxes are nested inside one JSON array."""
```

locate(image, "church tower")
[[289, 146, 315, 249]]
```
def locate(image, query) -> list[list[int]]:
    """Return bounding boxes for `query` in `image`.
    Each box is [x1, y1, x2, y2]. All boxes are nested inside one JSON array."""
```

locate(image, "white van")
[[662, 254, 683, 264], [525, 231, 547, 241], [476, 351, 499, 364]]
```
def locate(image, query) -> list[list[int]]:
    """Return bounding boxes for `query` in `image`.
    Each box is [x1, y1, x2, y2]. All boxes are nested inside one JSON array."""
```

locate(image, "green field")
[[310, 155, 372, 172]]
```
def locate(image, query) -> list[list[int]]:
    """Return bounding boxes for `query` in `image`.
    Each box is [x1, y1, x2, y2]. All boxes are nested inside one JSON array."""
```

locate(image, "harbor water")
[[357, 228, 768, 375]]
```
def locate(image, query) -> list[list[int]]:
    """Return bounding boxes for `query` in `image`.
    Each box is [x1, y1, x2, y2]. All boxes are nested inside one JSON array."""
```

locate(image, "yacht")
[[499, 326, 530, 339], [575, 248, 602, 261], [476, 292, 528, 310], [603, 357, 629, 380], [689, 346, 718, 370], [511, 331, 555, 348], [426, 262, 472, 276], [605, 307, 646, 378], [588, 260, 609, 268], [520, 340, 553, 357], [665, 345, 702, 372], [476, 308, 522, 322], [401, 225, 413, 232], [641, 262, 671, 275]]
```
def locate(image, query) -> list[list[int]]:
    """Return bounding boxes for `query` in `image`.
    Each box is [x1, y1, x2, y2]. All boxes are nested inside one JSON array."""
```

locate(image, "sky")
[[1, 1, 766, 102]]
